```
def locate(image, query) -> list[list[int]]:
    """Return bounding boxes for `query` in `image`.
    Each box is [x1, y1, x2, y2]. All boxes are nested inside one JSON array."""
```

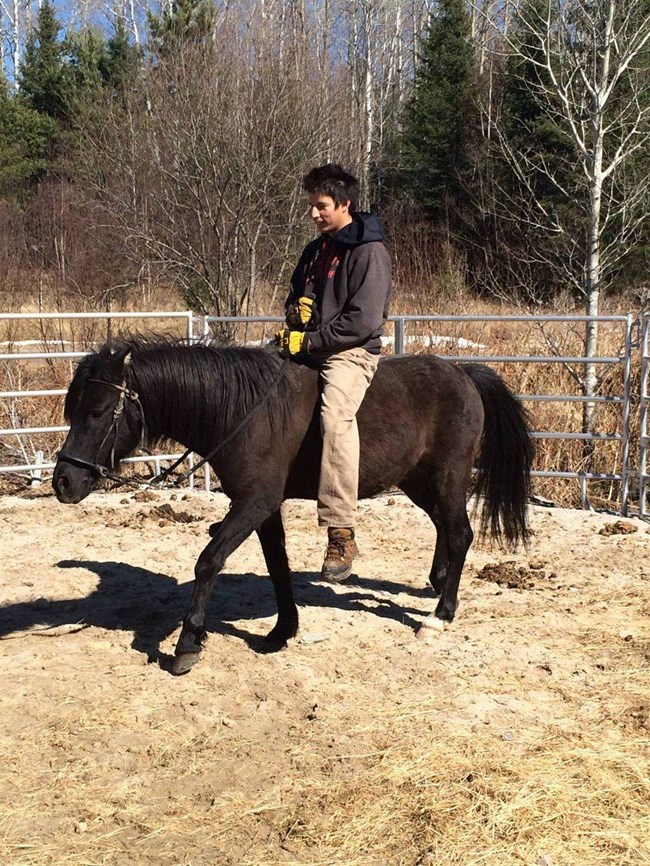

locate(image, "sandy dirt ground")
[[0, 489, 648, 866]]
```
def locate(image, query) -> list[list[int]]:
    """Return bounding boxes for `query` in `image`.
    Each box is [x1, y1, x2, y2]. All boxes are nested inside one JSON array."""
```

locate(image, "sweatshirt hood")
[[331, 212, 384, 247]]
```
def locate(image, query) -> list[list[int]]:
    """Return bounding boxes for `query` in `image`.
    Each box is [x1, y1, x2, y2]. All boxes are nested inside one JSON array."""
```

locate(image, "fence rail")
[[0, 310, 647, 516]]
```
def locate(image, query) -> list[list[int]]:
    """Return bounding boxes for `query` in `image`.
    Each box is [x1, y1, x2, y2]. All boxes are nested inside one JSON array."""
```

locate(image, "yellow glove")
[[275, 329, 309, 358], [286, 295, 319, 330]]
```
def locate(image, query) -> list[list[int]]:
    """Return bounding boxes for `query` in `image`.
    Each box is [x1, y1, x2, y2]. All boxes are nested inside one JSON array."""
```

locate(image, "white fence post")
[[31, 450, 44, 487]]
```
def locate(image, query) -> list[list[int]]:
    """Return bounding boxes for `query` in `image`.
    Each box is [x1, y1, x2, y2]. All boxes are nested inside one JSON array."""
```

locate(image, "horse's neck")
[[136, 352, 221, 455]]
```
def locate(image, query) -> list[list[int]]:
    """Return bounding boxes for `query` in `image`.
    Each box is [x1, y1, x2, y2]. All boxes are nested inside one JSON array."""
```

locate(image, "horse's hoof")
[[417, 616, 446, 639], [263, 628, 296, 653], [263, 635, 287, 653], [171, 652, 201, 675]]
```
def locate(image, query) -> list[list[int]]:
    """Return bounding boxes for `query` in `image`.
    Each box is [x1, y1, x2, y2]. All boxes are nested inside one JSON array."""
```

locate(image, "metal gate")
[[0, 310, 647, 516]]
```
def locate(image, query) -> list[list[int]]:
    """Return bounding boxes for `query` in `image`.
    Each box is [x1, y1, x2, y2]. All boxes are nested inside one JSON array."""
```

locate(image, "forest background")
[[1, 0, 649, 322]]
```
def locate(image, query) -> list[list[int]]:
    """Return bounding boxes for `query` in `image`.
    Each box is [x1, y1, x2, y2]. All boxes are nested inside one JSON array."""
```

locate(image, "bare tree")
[[478, 0, 650, 432], [74, 9, 358, 329]]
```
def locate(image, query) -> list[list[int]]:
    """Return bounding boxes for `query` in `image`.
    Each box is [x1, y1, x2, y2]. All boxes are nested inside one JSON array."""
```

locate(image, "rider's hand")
[[285, 295, 319, 330], [275, 329, 309, 358]]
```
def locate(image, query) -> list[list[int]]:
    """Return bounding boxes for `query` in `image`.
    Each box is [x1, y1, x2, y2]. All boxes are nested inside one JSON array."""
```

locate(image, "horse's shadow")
[[0, 560, 433, 671]]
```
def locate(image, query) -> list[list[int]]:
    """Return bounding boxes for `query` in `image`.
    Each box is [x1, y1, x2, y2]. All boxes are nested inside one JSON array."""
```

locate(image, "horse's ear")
[[105, 344, 132, 380]]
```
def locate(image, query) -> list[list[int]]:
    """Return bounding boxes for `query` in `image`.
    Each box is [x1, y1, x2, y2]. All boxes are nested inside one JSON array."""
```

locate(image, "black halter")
[[58, 378, 145, 483]]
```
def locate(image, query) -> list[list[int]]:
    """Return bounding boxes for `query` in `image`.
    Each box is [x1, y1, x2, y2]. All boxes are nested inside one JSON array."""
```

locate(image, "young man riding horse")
[[276, 164, 392, 582]]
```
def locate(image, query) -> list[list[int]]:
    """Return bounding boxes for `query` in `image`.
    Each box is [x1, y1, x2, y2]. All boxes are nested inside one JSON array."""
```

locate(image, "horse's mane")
[[66, 335, 296, 453]]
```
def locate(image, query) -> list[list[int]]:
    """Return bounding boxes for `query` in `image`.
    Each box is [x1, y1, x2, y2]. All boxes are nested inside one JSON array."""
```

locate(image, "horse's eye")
[[89, 408, 107, 420]]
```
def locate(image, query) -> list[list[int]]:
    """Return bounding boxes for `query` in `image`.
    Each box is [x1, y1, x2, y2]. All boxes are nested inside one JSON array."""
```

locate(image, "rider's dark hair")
[[303, 164, 360, 212]]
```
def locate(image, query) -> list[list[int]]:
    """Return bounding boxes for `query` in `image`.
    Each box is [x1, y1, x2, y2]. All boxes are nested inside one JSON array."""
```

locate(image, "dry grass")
[[279, 730, 649, 865], [1, 650, 648, 866]]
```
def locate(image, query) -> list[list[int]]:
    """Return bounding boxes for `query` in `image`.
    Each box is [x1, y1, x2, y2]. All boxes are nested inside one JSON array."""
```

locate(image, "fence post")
[[640, 314, 649, 519], [188, 452, 194, 490], [620, 314, 633, 515], [394, 318, 405, 355], [31, 450, 44, 487]]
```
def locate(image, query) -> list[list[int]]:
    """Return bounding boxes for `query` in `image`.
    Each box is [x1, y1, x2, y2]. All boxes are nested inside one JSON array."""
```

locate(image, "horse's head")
[[53, 343, 144, 503]]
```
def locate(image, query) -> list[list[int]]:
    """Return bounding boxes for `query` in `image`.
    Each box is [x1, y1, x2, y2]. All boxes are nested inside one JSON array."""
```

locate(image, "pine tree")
[[66, 28, 109, 110], [148, 0, 216, 58], [0, 73, 56, 197], [400, 0, 476, 222], [502, 0, 576, 206], [18, 0, 72, 122], [101, 18, 142, 100]]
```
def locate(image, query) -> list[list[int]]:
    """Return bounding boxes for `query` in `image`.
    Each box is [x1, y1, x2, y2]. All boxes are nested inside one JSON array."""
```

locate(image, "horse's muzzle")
[[52, 461, 95, 504]]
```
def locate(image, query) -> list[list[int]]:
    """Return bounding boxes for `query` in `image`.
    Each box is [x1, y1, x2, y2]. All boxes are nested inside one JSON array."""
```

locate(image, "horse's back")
[[283, 353, 483, 500]]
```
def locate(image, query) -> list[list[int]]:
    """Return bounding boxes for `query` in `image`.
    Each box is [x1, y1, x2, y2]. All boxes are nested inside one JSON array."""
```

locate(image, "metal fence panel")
[[0, 310, 645, 514], [205, 312, 637, 514]]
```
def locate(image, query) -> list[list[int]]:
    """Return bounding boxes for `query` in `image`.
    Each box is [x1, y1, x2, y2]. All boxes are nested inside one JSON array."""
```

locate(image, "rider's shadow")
[[0, 560, 432, 669]]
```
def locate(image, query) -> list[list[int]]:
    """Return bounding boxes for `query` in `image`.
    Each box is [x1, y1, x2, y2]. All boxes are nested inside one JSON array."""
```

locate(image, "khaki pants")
[[317, 347, 380, 528]]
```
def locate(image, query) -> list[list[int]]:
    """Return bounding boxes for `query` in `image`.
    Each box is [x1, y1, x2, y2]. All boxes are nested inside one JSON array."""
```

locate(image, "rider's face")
[[308, 193, 353, 235]]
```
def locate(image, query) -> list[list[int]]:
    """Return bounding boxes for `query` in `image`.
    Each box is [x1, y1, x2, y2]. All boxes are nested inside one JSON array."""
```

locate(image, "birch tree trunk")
[[128, 0, 140, 45], [13, 0, 20, 86], [582, 1, 614, 437], [478, 0, 650, 438], [361, 0, 374, 207]]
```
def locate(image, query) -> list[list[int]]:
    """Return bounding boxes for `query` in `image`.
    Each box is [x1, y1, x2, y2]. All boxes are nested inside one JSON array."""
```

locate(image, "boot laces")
[[327, 535, 348, 561]]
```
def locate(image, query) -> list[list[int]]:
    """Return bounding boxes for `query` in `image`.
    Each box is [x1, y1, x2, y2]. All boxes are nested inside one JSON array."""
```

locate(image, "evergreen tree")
[[400, 0, 476, 222], [489, 0, 581, 300], [101, 18, 142, 99], [65, 28, 109, 110], [148, 0, 216, 58], [0, 72, 56, 197], [502, 0, 576, 202], [18, 0, 72, 122], [65, 21, 141, 123]]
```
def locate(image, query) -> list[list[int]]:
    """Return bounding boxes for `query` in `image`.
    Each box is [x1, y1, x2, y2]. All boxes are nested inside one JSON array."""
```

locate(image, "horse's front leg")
[[173, 497, 278, 675], [257, 510, 298, 651]]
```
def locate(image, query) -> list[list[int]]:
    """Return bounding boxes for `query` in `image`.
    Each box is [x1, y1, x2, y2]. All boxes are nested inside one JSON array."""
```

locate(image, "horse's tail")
[[463, 363, 534, 548]]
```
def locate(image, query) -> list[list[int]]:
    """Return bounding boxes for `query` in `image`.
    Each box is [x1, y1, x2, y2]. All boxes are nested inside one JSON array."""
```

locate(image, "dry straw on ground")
[[0, 492, 648, 865]]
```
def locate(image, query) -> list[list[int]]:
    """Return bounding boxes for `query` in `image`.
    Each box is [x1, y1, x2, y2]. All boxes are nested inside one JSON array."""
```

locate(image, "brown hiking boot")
[[321, 528, 358, 583]]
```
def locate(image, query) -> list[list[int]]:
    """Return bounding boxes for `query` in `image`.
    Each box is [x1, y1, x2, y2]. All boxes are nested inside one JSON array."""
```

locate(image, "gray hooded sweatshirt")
[[285, 212, 392, 361]]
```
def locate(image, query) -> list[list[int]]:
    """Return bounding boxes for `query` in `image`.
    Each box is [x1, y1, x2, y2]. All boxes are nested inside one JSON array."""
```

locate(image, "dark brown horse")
[[53, 338, 533, 674]]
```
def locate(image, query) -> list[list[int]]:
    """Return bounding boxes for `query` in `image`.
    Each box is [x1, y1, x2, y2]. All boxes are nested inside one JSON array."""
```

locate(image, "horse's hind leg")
[[256, 510, 299, 651], [421, 473, 474, 632], [429, 520, 448, 598], [400, 477, 448, 597]]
